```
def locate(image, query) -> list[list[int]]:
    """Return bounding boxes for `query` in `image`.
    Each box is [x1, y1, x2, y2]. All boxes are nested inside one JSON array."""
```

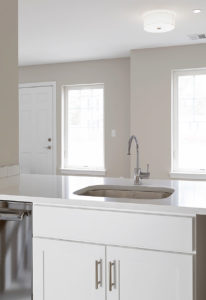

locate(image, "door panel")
[[33, 239, 105, 300], [19, 86, 54, 174], [107, 246, 193, 300]]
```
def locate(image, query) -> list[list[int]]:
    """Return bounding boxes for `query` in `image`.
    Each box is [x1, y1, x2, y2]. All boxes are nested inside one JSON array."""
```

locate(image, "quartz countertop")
[[0, 174, 206, 216]]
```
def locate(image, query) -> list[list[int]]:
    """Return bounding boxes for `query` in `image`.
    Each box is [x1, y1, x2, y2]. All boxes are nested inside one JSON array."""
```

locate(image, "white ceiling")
[[19, 0, 206, 66]]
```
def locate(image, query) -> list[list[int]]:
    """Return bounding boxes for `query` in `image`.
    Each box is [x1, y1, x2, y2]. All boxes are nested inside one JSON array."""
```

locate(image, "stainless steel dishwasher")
[[0, 200, 32, 300]]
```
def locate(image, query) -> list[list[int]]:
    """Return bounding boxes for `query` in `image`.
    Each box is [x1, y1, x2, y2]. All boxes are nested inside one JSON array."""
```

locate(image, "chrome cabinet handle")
[[95, 259, 102, 289], [109, 261, 116, 291]]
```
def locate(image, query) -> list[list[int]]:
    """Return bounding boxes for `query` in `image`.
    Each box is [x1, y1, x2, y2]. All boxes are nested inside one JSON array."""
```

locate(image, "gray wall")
[[19, 58, 130, 177], [0, 0, 18, 166], [131, 44, 206, 179]]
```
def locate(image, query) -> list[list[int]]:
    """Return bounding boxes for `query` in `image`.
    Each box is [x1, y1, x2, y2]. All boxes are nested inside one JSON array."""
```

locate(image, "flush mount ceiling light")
[[193, 9, 202, 14], [143, 10, 176, 33]]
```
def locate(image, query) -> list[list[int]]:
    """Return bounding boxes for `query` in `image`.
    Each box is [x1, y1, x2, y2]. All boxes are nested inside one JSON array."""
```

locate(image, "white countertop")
[[1, 174, 206, 216]]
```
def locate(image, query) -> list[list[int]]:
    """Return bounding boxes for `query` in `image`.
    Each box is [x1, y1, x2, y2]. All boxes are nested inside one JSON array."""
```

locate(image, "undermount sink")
[[74, 185, 174, 200]]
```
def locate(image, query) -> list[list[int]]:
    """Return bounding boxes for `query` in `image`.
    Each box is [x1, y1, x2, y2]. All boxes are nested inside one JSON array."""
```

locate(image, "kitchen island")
[[0, 174, 206, 300]]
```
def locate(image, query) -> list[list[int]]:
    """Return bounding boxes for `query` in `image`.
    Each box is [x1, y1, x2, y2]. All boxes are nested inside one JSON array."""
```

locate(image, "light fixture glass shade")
[[193, 9, 201, 14], [143, 10, 176, 33]]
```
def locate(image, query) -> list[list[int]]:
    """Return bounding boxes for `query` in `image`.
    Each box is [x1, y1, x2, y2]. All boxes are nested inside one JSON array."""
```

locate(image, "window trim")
[[171, 68, 206, 177], [60, 168, 106, 176], [170, 171, 206, 180], [61, 83, 106, 175]]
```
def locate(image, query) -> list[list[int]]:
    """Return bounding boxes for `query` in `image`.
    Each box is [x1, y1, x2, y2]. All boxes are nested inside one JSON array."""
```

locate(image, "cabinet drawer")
[[33, 205, 194, 253]]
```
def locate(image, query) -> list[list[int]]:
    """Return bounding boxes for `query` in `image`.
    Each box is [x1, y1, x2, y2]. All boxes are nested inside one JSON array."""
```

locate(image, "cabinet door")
[[107, 246, 193, 300], [33, 238, 105, 300]]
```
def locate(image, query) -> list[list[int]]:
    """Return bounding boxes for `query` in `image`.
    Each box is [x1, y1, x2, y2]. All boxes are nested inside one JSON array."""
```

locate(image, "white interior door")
[[19, 85, 55, 174]]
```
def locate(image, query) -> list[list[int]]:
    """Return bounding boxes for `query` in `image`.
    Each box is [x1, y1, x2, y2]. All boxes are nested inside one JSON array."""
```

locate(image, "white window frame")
[[61, 83, 106, 176], [171, 68, 206, 179]]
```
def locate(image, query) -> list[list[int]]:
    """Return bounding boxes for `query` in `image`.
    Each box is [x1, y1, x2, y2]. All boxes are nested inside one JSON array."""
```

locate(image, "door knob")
[[48, 138, 52, 142], [44, 146, 51, 150]]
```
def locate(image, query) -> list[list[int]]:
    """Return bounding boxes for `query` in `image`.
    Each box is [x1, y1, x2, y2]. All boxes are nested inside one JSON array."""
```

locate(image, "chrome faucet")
[[127, 135, 150, 185]]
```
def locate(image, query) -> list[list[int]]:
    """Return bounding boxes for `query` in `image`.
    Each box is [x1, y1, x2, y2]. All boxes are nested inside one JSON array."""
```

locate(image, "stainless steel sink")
[[74, 185, 174, 200]]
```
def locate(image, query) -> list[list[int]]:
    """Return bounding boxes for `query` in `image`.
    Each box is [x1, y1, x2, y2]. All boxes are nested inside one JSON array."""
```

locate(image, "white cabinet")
[[33, 205, 200, 300], [33, 238, 193, 300], [33, 239, 105, 300], [107, 246, 193, 300], [34, 206, 194, 253]]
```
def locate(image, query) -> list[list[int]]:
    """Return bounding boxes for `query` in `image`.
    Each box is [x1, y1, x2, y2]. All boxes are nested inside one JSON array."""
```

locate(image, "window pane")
[[65, 86, 104, 170], [177, 73, 206, 171]]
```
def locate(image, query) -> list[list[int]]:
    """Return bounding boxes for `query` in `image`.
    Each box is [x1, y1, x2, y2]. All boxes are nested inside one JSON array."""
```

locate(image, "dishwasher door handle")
[[0, 211, 25, 221]]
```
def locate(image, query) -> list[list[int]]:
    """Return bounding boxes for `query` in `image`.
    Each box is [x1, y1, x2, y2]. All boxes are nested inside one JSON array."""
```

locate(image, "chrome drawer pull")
[[109, 261, 116, 291], [95, 259, 102, 289]]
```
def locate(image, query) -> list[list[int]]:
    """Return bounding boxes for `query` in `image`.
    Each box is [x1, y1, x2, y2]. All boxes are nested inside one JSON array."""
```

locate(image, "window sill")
[[170, 172, 206, 180], [60, 168, 106, 176]]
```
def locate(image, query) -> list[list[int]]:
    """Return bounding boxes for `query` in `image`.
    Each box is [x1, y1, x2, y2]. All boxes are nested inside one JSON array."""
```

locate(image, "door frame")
[[19, 82, 57, 174]]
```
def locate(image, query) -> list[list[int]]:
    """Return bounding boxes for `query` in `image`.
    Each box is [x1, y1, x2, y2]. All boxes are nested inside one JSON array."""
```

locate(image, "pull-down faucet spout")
[[127, 135, 139, 170], [127, 135, 150, 185]]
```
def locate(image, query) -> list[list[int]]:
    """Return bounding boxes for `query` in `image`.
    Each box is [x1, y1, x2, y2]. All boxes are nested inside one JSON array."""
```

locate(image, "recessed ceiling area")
[[18, 0, 206, 66]]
